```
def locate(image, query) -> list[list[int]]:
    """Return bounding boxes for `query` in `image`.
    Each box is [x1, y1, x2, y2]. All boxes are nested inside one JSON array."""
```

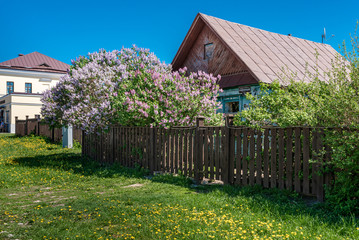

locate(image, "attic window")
[[204, 43, 214, 60], [39, 63, 50, 67]]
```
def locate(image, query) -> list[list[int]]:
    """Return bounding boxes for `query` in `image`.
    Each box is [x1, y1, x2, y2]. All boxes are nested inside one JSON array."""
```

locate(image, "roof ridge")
[[200, 13, 332, 47]]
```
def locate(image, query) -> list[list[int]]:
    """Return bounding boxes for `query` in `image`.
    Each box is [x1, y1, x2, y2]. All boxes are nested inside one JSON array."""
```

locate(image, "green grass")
[[0, 135, 358, 240]]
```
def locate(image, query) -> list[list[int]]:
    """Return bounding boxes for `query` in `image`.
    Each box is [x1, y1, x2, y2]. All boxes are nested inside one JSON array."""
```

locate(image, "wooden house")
[[172, 13, 340, 114]]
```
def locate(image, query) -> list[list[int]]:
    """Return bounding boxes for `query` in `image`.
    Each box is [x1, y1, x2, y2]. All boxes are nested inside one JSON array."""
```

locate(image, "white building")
[[0, 52, 69, 133]]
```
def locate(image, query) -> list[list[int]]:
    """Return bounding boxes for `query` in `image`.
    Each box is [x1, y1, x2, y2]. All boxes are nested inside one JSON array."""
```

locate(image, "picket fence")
[[82, 117, 334, 202], [15, 115, 82, 144]]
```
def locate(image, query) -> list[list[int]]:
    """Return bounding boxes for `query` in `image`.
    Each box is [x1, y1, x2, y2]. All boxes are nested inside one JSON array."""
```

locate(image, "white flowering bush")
[[41, 46, 222, 133]]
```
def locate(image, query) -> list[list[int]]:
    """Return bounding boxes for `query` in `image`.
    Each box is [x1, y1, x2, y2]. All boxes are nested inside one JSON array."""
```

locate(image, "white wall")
[[0, 69, 62, 97]]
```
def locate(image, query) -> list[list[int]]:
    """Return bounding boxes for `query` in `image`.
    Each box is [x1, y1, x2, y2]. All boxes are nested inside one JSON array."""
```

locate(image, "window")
[[204, 43, 214, 60], [225, 102, 239, 113], [25, 83, 32, 93], [7, 82, 14, 94]]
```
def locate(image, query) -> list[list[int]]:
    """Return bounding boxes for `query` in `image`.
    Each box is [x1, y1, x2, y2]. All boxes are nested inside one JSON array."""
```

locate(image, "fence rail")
[[82, 117, 334, 202], [15, 115, 82, 144]]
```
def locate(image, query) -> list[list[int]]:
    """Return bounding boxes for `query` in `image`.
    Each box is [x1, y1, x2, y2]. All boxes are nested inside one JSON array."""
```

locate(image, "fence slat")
[[204, 128, 209, 179], [242, 128, 248, 186], [294, 127, 301, 193], [209, 128, 214, 180], [215, 128, 220, 180], [263, 129, 270, 188], [278, 128, 285, 189], [235, 129, 242, 185], [229, 128, 236, 184], [302, 128, 310, 195], [220, 127, 226, 182], [270, 128, 277, 188], [286, 128, 293, 191], [317, 130, 324, 202], [189, 129, 193, 177], [249, 129, 255, 186]]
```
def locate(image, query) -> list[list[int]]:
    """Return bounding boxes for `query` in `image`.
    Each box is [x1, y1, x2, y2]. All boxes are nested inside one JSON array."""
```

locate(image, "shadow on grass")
[[12, 152, 148, 180], [12, 150, 357, 228]]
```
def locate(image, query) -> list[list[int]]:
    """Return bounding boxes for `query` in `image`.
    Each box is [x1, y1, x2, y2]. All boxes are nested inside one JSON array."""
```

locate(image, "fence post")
[[35, 115, 40, 136], [25, 115, 29, 135], [15, 116, 18, 135], [225, 114, 234, 184], [194, 116, 205, 183]]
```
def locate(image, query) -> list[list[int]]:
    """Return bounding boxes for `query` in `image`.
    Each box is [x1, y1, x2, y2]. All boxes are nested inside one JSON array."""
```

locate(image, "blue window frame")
[[25, 83, 32, 93], [7, 82, 14, 94]]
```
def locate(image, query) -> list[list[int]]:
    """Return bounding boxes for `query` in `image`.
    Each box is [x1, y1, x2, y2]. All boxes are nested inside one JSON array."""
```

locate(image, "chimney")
[[18, 54, 24, 57]]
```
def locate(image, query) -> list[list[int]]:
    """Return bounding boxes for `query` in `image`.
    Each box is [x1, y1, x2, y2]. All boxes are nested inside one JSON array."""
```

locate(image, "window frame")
[[25, 83, 32, 93], [6, 81, 14, 94]]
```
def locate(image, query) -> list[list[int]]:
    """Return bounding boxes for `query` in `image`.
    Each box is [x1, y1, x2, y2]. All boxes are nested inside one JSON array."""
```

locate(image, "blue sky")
[[1, 0, 358, 65]]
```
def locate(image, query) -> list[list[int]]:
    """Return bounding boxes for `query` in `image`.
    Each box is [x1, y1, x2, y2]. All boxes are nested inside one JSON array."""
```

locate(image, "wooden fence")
[[15, 115, 83, 144], [82, 117, 334, 202]]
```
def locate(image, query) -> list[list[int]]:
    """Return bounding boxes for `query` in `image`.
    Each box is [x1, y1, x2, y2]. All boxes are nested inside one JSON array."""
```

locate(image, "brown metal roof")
[[172, 13, 341, 84], [0, 52, 69, 74]]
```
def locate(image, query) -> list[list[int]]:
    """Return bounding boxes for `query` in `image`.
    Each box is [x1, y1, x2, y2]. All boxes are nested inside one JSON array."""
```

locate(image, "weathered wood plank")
[[255, 130, 262, 185], [317, 130, 324, 202], [242, 128, 248, 186], [286, 128, 293, 191], [189, 129, 194, 177], [204, 128, 209, 178], [235, 129, 242, 185], [294, 127, 301, 193], [278, 128, 285, 189], [229, 128, 236, 184], [270, 128, 277, 188], [220, 127, 226, 182], [249, 129, 255, 186], [215, 128, 220, 180], [302, 127, 310, 195], [263, 129, 270, 188], [209, 128, 214, 180]]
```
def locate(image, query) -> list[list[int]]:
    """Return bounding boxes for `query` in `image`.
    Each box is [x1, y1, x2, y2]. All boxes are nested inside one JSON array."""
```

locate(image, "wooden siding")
[[182, 25, 249, 77]]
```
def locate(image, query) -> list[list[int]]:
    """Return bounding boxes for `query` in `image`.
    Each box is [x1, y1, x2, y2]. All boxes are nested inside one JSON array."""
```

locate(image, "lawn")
[[0, 135, 358, 240]]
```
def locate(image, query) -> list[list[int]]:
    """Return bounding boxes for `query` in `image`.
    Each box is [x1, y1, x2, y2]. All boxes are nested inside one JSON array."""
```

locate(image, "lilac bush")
[[41, 46, 222, 133]]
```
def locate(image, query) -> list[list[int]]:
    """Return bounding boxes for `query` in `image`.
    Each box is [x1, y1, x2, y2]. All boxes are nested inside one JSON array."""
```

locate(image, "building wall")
[[179, 25, 260, 114], [218, 85, 260, 114], [0, 69, 61, 97], [182, 25, 248, 76], [0, 69, 64, 133], [0, 94, 43, 133]]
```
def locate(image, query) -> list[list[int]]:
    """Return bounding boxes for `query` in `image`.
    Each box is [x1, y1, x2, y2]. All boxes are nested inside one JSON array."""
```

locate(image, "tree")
[[41, 46, 223, 134]]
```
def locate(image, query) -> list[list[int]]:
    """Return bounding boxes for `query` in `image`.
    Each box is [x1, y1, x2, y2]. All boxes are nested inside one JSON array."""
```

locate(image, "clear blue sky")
[[1, 0, 358, 65]]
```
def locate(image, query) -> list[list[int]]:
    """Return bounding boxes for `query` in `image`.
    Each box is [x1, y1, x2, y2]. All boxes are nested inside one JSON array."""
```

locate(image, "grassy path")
[[0, 135, 358, 240]]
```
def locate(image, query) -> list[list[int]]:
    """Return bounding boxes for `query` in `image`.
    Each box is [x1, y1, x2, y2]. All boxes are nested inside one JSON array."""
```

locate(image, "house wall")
[[182, 25, 248, 76], [0, 69, 61, 97], [218, 85, 260, 114], [0, 69, 64, 133], [180, 25, 260, 114]]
